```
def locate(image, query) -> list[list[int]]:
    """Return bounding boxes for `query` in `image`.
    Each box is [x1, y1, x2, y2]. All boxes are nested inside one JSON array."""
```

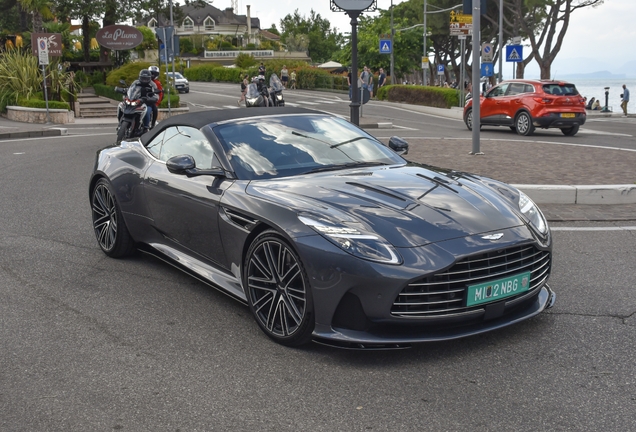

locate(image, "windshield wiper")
[[330, 136, 367, 148], [291, 130, 368, 149], [304, 161, 387, 174]]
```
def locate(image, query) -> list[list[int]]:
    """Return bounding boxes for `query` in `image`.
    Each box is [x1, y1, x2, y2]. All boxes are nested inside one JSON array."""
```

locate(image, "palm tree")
[[17, 0, 53, 33]]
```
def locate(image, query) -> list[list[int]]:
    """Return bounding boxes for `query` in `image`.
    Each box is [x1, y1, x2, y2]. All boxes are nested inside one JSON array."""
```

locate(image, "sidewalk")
[[1, 105, 635, 222]]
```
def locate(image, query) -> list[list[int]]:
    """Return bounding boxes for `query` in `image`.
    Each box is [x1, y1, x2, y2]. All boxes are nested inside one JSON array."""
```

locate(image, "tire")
[[515, 112, 535, 136], [91, 178, 136, 258], [244, 230, 314, 346], [464, 108, 473, 131], [185, 89, 189, 93], [561, 124, 579, 136], [116, 120, 129, 143]]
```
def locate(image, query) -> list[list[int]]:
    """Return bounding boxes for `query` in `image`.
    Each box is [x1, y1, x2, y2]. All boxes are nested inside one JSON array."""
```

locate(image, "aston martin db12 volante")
[[90, 107, 555, 348]]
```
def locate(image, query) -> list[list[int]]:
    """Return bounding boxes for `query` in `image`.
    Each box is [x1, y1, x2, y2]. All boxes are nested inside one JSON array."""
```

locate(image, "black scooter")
[[269, 74, 285, 107]]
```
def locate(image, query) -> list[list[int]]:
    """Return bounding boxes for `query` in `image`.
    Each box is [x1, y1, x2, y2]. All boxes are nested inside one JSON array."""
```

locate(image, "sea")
[[567, 78, 636, 113]]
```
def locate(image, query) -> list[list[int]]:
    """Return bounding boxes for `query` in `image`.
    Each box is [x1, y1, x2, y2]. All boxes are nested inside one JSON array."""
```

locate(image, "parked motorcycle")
[[114, 80, 154, 142], [269, 73, 285, 107]]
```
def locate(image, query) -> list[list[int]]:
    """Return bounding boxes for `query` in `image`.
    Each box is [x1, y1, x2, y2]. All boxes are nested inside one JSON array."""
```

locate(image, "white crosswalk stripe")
[[223, 105, 240, 110], [297, 101, 319, 105]]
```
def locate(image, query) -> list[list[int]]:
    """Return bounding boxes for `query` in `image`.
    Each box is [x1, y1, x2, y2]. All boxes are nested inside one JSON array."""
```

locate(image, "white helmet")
[[148, 65, 160, 79]]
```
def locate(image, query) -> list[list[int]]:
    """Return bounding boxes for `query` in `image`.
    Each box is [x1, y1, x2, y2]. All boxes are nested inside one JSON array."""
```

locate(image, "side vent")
[[222, 207, 258, 230]]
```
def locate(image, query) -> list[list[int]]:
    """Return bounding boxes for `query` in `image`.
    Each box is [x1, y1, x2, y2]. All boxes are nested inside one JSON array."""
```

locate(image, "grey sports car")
[[90, 107, 555, 349]]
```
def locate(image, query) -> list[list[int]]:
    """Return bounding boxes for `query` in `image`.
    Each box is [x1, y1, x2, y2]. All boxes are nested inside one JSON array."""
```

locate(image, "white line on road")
[[579, 128, 632, 137], [551, 226, 636, 231]]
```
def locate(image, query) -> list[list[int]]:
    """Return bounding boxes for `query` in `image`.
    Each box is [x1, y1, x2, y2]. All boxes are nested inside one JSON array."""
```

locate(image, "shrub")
[[105, 62, 153, 86], [183, 65, 242, 83], [17, 98, 70, 110], [377, 85, 459, 108]]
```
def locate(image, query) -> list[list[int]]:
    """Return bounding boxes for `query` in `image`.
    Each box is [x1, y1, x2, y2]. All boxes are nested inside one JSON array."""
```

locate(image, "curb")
[[0, 128, 67, 140], [513, 184, 636, 205]]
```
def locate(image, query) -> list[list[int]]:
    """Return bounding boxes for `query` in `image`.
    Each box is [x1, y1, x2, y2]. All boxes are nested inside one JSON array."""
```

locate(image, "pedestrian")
[[290, 70, 297, 89], [258, 62, 266, 75], [238, 74, 249, 106], [621, 84, 630, 116], [347, 68, 352, 100], [360, 65, 373, 99], [280, 65, 289, 88], [377, 68, 386, 94]]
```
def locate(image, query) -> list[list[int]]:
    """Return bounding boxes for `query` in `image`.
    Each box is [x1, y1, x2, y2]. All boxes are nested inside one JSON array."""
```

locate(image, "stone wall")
[[7, 106, 75, 124]]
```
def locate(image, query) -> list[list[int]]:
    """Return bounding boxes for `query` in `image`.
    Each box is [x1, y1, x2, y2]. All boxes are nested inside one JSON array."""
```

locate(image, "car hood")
[[246, 164, 526, 248]]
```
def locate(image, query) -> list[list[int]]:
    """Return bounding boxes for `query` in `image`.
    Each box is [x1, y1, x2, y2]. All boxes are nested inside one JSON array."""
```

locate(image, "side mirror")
[[166, 154, 226, 177], [119, 79, 127, 86], [166, 154, 195, 174], [388, 136, 409, 156]]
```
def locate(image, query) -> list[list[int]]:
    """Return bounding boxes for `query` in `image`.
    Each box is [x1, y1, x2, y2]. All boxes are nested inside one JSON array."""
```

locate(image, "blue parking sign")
[[481, 62, 494, 77], [437, 65, 445, 75]]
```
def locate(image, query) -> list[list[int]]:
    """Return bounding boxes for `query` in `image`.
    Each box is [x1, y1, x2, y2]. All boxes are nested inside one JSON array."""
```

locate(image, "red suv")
[[464, 80, 586, 136]]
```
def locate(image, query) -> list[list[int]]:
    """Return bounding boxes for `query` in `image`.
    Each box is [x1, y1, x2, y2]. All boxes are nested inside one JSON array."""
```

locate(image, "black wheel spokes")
[[248, 240, 307, 337], [92, 185, 117, 251]]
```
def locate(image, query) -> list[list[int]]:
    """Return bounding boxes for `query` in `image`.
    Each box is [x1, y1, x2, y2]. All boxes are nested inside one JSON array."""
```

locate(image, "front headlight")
[[518, 191, 548, 235], [298, 215, 402, 265]]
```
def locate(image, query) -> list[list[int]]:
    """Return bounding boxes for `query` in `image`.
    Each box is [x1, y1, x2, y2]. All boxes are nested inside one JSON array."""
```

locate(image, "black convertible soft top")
[[140, 107, 323, 146]]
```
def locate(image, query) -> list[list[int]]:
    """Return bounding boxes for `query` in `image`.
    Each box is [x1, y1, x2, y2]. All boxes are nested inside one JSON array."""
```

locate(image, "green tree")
[[280, 9, 343, 63], [17, 0, 53, 32]]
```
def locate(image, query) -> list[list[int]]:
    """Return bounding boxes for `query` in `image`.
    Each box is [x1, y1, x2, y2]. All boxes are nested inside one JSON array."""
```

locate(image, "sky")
[[241, 0, 636, 77]]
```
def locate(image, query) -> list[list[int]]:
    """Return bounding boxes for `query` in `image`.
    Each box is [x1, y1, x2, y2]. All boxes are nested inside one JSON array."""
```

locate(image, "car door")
[[481, 83, 509, 125], [143, 125, 233, 268]]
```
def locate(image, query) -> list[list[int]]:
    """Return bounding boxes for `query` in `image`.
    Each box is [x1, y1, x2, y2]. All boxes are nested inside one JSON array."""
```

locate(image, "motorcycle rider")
[[129, 69, 158, 132], [148, 66, 163, 128], [256, 74, 270, 107]]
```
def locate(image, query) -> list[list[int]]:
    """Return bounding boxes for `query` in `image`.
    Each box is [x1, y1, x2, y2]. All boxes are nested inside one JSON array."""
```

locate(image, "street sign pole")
[[37, 37, 51, 124], [470, 0, 483, 155], [460, 37, 465, 106]]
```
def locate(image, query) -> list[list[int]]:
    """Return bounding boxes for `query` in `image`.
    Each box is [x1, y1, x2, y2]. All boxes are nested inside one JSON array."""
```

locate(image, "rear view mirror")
[[388, 136, 409, 156]]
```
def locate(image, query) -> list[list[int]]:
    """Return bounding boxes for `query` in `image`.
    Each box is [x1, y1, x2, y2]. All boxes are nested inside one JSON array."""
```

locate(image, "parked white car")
[[167, 72, 189, 93]]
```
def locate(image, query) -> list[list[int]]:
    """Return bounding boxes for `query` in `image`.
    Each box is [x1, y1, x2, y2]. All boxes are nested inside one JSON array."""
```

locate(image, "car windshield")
[[542, 83, 579, 96], [169, 73, 184, 80], [213, 115, 405, 180]]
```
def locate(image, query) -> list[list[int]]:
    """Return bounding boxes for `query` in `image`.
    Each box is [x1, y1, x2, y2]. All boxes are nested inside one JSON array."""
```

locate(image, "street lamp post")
[[390, 0, 394, 84], [423, 0, 427, 85]]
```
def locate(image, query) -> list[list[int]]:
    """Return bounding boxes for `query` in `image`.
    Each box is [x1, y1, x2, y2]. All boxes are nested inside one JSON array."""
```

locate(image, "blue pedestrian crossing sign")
[[379, 39, 392, 54], [481, 62, 494, 77], [506, 45, 523, 62]]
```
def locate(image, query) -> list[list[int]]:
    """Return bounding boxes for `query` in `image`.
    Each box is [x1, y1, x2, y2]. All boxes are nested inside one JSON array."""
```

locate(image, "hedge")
[[93, 84, 179, 109], [376, 85, 459, 108], [183, 65, 242, 82], [17, 98, 70, 110]]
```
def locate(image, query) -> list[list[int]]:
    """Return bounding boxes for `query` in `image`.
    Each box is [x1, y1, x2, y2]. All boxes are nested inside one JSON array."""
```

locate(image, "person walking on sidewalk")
[[621, 84, 630, 116]]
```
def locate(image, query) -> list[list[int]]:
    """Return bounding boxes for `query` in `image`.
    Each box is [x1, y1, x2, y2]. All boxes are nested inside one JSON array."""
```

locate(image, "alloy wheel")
[[246, 235, 311, 343], [92, 183, 118, 252]]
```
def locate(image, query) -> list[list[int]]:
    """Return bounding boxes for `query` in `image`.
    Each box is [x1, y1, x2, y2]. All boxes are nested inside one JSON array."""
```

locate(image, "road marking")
[[222, 105, 240, 110], [579, 128, 632, 137], [284, 102, 300, 107], [551, 226, 636, 231], [297, 101, 319, 105]]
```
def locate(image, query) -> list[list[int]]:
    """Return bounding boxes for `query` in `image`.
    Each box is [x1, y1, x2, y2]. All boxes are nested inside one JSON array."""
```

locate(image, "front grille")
[[391, 245, 551, 317]]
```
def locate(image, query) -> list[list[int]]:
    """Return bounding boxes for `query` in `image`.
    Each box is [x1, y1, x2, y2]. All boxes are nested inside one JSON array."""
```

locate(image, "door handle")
[[148, 177, 158, 185]]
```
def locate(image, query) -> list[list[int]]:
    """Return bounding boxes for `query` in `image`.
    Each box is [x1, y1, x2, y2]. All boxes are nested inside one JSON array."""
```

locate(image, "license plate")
[[466, 272, 531, 307], [561, 113, 576, 118]]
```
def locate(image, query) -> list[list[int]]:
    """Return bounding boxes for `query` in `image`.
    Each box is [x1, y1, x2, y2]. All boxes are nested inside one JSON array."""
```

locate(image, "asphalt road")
[[0, 94, 635, 431]]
